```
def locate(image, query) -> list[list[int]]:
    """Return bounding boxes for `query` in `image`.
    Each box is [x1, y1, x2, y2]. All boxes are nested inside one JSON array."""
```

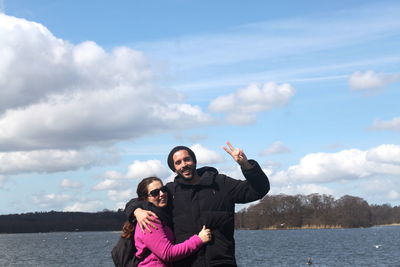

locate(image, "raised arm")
[[222, 141, 270, 202]]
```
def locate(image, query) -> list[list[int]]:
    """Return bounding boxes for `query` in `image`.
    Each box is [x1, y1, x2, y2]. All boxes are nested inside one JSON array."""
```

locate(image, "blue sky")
[[1, 0, 399, 214]]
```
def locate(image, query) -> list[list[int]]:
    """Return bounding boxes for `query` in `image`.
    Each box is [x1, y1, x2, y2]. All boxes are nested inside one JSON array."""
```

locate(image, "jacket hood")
[[174, 166, 218, 186]]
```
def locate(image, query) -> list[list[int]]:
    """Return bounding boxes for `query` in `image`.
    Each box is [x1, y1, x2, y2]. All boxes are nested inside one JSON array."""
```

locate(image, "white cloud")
[[107, 189, 135, 202], [366, 144, 400, 165], [271, 184, 334, 196], [95, 159, 171, 195], [359, 178, 400, 203], [360, 178, 397, 194], [0, 149, 96, 175], [93, 179, 126, 191], [115, 202, 127, 211], [0, 13, 211, 151], [32, 193, 72, 209], [165, 172, 177, 183], [216, 165, 245, 180], [349, 70, 400, 90], [0, 83, 210, 151], [101, 160, 170, 182], [60, 179, 82, 189], [209, 82, 295, 125], [271, 144, 400, 185], [370, 117, 400, 132], [264, 160, 282, 170], [388, 190, 400, 200], [103, 170, 126, 180], [190, 144, 225, 165], [126, 160, 170, 179], [63, 200, 103, 212], [0, 13, 151, 112], [261, 141, 291, 156]]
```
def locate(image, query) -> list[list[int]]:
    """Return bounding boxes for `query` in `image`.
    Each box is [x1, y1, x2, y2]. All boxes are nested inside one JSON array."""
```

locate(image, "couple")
[[125, 142, 270, 267]]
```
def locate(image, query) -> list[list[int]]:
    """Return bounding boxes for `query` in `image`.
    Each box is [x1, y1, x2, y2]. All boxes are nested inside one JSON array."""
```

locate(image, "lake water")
[[0, 226, 399, 266]]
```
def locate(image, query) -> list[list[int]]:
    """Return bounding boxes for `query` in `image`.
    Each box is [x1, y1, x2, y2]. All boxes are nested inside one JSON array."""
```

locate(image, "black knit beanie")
[[167, 146, 197, 171]]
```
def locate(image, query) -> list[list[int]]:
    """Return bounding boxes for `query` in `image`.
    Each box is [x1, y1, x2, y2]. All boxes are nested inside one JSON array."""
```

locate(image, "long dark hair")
[[136, 176, 163, 201], [121, 221, 135, 238]]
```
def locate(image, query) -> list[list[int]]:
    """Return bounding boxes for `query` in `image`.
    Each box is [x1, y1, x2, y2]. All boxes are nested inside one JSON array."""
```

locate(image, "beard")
[[177, 165, 196, 179]]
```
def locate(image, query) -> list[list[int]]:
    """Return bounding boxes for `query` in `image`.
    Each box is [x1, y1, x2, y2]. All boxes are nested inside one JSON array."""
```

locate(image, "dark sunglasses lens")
[[150, 189, 160, 197], [150, 186, 167, 197]]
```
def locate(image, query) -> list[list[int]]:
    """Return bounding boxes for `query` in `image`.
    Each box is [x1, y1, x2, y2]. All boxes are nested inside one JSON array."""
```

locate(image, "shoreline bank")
[[237, 223, 400, 231]]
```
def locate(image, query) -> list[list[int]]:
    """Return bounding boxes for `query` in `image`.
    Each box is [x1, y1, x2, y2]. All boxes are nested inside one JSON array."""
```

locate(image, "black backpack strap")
[[111, 221, 152, 267], [111, 236, 134, 267]]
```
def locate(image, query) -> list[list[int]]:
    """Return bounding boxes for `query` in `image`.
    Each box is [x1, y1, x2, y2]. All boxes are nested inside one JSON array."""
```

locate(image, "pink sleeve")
[[141, 220, 204, 263]]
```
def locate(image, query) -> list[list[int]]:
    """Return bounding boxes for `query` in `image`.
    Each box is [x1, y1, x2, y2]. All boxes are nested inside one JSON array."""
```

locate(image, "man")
[[125, 142, 270, 267]]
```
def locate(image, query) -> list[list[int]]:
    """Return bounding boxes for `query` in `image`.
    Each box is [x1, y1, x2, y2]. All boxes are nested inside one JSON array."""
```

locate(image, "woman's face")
[[147, 180, 168, 208]]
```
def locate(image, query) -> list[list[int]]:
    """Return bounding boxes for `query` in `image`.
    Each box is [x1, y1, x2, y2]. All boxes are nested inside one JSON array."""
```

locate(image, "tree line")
[[0, 210, 126, 233], [235, 194, 400, 229]]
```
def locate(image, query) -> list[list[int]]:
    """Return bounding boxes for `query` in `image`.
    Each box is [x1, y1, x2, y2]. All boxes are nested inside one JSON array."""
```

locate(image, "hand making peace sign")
[[223, 141, 252, 169]]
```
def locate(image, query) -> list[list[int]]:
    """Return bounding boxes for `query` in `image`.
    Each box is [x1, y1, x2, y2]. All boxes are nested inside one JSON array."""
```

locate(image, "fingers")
[[223, 146, 231, 155], [140, 220, 154, 234], [133, 208, 161, 234], [140, 218, 151, 233], [205, 228, 211, 241], [142, 221, 157, 233], [237, 148, 244, 159], [148, 211, 158, 220], [144, 223, 153, 233], [145, 218, 158, 231], [203, 225, 211, 235], [198, 226, 212, 243], [140, 222, 146, 233], [226, 141, 235, 151], [223, 141, 235, 155], [139, 212, 159, 234]]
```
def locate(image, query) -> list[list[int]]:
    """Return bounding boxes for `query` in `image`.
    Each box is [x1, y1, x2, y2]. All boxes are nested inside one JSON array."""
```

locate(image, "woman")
[[133, 177, 211, 267]]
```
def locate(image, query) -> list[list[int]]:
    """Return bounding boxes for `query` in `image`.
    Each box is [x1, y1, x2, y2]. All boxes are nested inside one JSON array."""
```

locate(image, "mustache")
[[182, 166, 192, 172]]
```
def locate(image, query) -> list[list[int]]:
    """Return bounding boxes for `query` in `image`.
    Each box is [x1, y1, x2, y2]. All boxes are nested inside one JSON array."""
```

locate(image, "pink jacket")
[[135, 219, 204, 267]]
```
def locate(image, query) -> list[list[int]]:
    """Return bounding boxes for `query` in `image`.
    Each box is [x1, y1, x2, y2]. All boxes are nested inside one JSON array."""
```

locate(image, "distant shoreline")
[[375, 223, 400, 227], [2, 203, 399, 234], [238, 223, 400, 231]]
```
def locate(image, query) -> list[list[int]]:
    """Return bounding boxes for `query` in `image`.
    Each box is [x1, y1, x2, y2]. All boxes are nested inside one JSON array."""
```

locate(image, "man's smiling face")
[[172, 149, 196, 179]]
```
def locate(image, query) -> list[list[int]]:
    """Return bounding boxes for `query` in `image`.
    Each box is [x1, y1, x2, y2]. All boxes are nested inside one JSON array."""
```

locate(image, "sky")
[[0, 0, 399, 214]]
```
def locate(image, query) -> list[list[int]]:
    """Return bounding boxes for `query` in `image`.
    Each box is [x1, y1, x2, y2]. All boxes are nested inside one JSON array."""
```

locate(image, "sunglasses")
[[148, 186, 168, 197]]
